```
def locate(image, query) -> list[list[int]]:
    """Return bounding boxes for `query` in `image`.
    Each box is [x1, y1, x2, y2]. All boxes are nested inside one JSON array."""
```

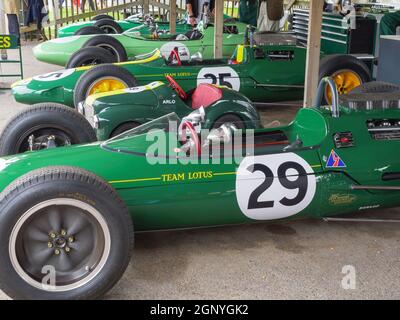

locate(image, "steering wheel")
[[168, 48, 182, 66], [180, 121, 201, 155], [165, 75, 187, 100]]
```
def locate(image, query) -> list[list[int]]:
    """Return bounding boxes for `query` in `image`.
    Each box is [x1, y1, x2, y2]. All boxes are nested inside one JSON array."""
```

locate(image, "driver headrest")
[[229, 45, 247, 64], [191, 84, 222, 110]]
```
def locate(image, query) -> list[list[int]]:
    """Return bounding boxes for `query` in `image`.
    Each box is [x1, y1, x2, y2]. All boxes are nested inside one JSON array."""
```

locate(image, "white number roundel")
[[236, 153, 316, 220], [160, 42, 190, 61], [33, 69, 75, 82], [197, 67, 240, 91]]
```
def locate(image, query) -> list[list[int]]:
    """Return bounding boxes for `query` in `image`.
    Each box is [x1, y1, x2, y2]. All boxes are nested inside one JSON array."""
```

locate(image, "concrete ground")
[[1, 43, 400, 300]]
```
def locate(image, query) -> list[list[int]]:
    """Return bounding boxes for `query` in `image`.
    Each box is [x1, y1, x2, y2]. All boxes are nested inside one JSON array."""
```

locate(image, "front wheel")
[[74, 26, 106, 36], [74, 64, 138, 107], [0, 103, 97, 156], [212, 114, 246, 129], [66, 46, 117, 68], [0, 166, 134, 299]]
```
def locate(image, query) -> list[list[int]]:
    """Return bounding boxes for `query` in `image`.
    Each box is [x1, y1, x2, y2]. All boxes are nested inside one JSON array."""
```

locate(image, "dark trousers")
[[7, 14, 20, 38]]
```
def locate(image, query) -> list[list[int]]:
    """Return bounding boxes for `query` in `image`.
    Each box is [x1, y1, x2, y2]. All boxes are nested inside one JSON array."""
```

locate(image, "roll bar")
[[313, 77, 340, 118]]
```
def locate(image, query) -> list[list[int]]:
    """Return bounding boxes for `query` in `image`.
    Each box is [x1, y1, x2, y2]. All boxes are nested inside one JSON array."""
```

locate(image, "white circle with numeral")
[[236, 153, 316, 220], [197, 67, 240, 91], [160, 42, 190, 61], [33, 69, 75, 82]]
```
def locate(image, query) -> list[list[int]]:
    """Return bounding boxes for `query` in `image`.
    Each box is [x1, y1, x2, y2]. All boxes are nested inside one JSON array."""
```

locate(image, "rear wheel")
[[74, 26, 105, 36], [0, 166, 133, 300], [110, 122, 141, 138], [74, 64, 138, 107], [92, 14, 115, 21], [94, 19, 123, 34], [212, 114, 246, 129], [83, 35, 127, 63], [350, 81, 400, 94], [66, 46, 117, 68], [319, 55, 371, 103], [0, 103, 97, 156]]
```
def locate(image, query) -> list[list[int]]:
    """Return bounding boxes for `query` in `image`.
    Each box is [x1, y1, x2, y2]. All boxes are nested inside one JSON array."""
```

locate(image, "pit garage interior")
[[0, 0, 400, 300]]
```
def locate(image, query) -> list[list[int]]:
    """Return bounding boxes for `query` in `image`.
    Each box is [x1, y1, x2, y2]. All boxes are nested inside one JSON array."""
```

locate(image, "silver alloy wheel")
[[9, 198, 111, 292], [99, 25, 119, 34], [97, 43, 121, 61]]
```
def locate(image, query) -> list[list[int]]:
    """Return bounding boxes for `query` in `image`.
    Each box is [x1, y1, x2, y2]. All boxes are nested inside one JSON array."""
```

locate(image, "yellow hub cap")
[[89, 79, 127, 95], [326, 70, 362, 103]]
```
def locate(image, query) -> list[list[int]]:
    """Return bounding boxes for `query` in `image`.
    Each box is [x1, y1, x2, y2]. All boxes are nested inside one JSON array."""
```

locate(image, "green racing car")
[[13, 32, 371, 108], [1, 77, 261, 155], [33, 16, 248, 68], [1, 79, 400, 299], [58, 13, 191, 38]]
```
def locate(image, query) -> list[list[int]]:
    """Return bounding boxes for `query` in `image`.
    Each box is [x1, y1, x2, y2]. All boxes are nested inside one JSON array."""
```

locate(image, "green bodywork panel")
[[13, 43, 307, 106], [58, 18, 191, 38], [1, 106, 400, 231], [83, 81, 261, 140], [33, 21, 248, 66]]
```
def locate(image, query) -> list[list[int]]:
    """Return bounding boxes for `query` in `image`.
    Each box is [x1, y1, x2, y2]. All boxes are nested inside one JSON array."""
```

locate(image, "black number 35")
[[204, 72, 233, 88], [247, 161, 308, 209]]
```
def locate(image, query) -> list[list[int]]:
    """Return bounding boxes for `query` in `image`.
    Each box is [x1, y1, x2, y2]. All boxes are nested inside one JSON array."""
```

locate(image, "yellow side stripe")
[[213, 172, 237, 176], [109, 177, 162, 184]]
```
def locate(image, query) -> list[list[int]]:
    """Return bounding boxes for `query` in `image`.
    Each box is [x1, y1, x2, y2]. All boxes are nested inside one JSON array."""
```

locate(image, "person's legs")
[[7, 14, 20, 39]]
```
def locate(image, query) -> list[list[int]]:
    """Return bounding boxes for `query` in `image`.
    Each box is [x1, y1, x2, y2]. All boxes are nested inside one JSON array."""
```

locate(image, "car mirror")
[[184, 106, 205, 124], [204, 123, 237, 147], [190, 52, 203, 62]]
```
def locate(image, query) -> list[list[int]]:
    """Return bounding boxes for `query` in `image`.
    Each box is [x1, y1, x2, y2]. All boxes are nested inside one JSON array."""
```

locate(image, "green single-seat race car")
[[58, 13, 191, 37], [13, 34, 372, 108], [33, 17, 247, 67], [1, 80, 400, 299], [1, 78, 261, 155]]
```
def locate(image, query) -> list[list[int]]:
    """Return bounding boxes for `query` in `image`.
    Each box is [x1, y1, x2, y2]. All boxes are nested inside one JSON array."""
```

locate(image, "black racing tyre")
[[319, 54, 372, 102], [212, 114, 246, 129], [74, 26, 106, 36], [74, 64, 138, 107], [94, 19, 123, 34], [66, 46, 117, 68], [0, 103, 97, 156], [0, 166, 134, 300], [350, 81, 400, 94], [92, 14, 115, 21], [110, 122, 141, 138], [83, 35, 127, 62]]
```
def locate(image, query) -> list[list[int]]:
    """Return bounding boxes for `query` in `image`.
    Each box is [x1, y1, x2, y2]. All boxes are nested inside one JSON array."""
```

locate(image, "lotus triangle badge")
[[326, 149, 346, 168]]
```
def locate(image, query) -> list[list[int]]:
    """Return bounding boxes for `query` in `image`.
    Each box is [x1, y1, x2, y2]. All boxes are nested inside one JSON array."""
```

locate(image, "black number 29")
[[247, 161, 308, 209]]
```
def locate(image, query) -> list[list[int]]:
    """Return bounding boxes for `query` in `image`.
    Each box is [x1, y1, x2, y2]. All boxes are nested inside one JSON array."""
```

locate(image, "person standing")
[[257, 0, 283, 32], [3, 0, 21, 39], [186, 0, 215, 26], [239, 0, 258, 27]]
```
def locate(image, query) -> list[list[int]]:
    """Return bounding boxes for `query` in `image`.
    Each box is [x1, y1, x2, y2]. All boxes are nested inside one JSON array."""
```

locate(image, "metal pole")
[[169, 0, 176, 34], [0, 0, 7, 60], [303, 0, 324, 108], [214, 0, 223, 58]]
